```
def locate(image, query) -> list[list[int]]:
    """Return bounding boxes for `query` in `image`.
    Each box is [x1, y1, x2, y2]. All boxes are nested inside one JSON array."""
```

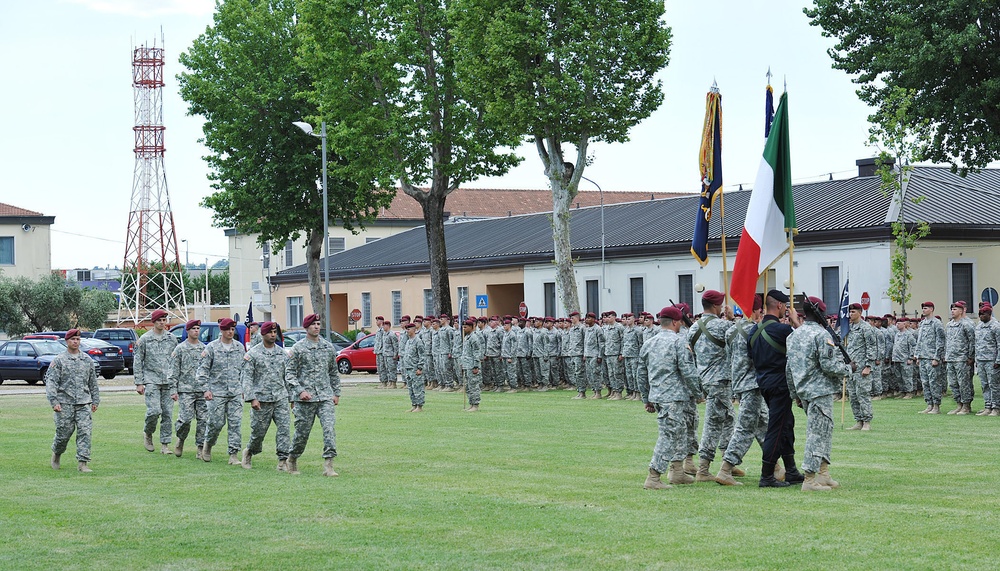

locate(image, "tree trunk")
[[537, 135, 587, 315], [421, 190, 453, 316], [305, 228, 326, 325]]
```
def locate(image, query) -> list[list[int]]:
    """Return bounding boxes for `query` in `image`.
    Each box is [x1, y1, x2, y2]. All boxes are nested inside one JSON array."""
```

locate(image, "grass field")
[[1, 386, 998, 571]]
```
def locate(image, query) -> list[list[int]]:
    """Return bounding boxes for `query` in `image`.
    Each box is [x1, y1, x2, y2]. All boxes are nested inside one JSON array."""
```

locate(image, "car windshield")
[[30, 341, 66, 355]]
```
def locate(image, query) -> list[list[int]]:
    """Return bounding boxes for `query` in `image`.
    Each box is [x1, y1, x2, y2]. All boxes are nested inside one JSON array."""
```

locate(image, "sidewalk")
[[0, 374, 383, 397]]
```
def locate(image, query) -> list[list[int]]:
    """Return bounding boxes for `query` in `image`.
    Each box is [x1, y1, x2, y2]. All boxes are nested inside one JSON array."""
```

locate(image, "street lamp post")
[[181, 239, 189, 269], [581, 176, 605, 312], [293, 120, 331, 342]]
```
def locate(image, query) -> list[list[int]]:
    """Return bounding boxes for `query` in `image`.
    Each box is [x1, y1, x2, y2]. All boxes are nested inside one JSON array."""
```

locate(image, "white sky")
[[1, 0, 880, 270]]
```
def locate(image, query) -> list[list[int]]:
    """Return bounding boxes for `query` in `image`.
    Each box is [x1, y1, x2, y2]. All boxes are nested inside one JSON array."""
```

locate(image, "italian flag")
[[730, 92, 796, 314]]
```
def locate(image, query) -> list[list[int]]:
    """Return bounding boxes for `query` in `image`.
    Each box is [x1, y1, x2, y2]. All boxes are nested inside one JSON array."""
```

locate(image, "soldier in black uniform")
[[747, 290, 805, 488]]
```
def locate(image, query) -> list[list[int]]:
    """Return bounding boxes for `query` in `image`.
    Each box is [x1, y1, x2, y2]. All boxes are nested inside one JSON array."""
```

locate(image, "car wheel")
[[337, 358, 353, 375], [27, 379, 41, 385], [102, 372, 117, 380], [128, 368, 134, 375]]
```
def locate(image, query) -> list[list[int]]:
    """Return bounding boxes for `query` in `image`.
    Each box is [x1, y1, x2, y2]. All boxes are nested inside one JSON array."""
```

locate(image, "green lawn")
[[1, 387, 997, 571]]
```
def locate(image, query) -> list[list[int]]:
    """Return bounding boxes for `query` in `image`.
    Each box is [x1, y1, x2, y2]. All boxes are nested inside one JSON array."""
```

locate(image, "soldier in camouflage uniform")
[[883, 315, 898, 396], [286, 313, 342, 476], [622, 313, 641, 400], [401, 323, 426, 411], [548, 318, 564, 388], [637, 306, 701, 489], [46, 329, 100, 472], [892, 318, 917, 399], [461, 320, 486, 411], [452, 316, 465, 389], [688, 290, 735, 481], [945, 301, 976, 414], [500, 318, 518, 392], [380, 321, 400, 389], [199, 318, 247, 464], [974, 305, 1000, 415], [373, 315, 386, 388], [134, 309, 179, 454], [483, 317, 502, 391], [786, 297, 853, 491], [417, 317, 436, 388], [241, 321, 291, 471], [398, 315, 411, 387], [844, 303, 877, 430], [248, 322, 263, 348], [433, 315, 456, 391], [603, 311, 626, 399], [532, 319, 549, 390], [915, 302, 947, 413], [583, 313, 605, 399], [515, 317, 534, 389], [170, 320, 207, 458], [565, 312, 585, 396]]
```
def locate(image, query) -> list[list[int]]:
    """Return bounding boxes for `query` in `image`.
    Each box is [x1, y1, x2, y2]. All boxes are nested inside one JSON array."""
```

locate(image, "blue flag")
[[837, 279, 850, 338], [691, 90, 722, 266], [764, 83, 775, 137]]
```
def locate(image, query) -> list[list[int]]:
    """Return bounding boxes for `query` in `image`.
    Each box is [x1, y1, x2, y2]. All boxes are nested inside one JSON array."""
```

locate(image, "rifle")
[[802, 292, 853, 429], [668, 298, 694, 328]]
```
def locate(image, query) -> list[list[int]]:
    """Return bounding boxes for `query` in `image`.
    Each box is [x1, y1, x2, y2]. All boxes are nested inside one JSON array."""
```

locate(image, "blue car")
[[0, 339, 99, 385]]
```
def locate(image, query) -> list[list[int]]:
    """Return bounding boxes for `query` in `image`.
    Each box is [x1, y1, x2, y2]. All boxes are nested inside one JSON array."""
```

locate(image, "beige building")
[[0, 202, 54, 280]]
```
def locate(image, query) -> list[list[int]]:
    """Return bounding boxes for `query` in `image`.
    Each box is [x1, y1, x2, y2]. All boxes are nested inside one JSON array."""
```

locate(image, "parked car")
[[170, 322, 221, 345], [25, 331, 93, 340], [93, 328, 138, 374], [283, 328, 353, 351], [0, 339, 99, 385], [335, 332, 398, 375], [77, 339, 126, 380]]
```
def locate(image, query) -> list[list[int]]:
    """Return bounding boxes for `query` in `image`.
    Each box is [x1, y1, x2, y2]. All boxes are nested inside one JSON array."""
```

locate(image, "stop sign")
[[860, 292, 871, 310], [350, 308, 362, 322], [518, 302, 528, 319]]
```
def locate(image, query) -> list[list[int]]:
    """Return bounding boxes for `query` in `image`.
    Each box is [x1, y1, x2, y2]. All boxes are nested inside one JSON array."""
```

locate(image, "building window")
[[821, 266, 840, 313], [456, 286, 469, 322], [392, 290, 402, 324], [284, 241, 293, 267], [630, 277, 644, 316], [262, 241, 270, 269], [586, 280, 600, 315], [251, 281, 261, 293], [76, 269, 92, 282], [424, 288, 434, 317], [0, 237, 13, 265], [678, 274, 693, 312], [544, 282, 556, 317], [361, 292, 371, 327], [951, 262, 974, 307], [287, 296, 304, 328], [366, 237, 381, 244], [328, 237, 346, 254]]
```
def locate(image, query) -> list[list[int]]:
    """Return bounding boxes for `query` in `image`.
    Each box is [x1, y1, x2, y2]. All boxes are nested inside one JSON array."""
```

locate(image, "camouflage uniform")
[[637, 328, 700, 473], [564, 323, 585, 391], [622, 323, 641, 395], [401, 332, 426, 405], [418, 323, 435, 384], [452, 324, 464, 386], [380, 330, 400, 385], [286, 337, 341, 459], [46, 350, 100, 462], [249, 332, 264, 348], [915, 317, 946, 406], [869, 325, 885, 396], [433, 324, 456, 389], [891, 327, 916, 394], [462, 328, 486, 405], [722, 319, 769, 467], [170, 339, 207, 449], [516, 323, 534, 387], [975, 319, 1000, 410], [484, 324, 502, 389], [603, 321, 626, 393], [134, 329, 178, 444], [845, 319, 878, 423], [241, 342, 291, 460], [373, 327, 385, 380], [501, 326, 519, 389], [945, 316, 976, 405], [689, 314, 735, 462], [583, 324, 605, 392], [532, 325, 549, 388], [883, 326, 897, 393], [547, 326, 562, 387], [786, 321, 851, 473], [199, 338, 247, 454]]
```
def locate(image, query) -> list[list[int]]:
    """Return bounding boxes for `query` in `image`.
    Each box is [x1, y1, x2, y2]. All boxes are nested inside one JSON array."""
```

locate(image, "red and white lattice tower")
[[118, 37, 187, 324]]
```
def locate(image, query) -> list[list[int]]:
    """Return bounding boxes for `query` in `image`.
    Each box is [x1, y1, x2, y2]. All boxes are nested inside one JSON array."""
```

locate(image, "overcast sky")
[[1, 0, 881, 270]]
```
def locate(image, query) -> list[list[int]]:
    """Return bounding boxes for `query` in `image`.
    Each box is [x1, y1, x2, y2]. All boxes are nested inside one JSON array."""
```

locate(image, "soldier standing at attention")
[[603, 311, 626, 400], [844, 303, 877, 430], [462, 319, 486, 411], [500, 318, 519, 392], [515, 317, 534, 389], [689, 290, 735, 482], [915, 302, 946, 413], [46, 329, 100, 472], [135, 309, 178, 454], [285, 314, 341, 476], [398, 315, 411, 388], [785, 297, 853, 491], [401, 323, 426, 411], [974, 305, 1000, 415], [583, 312, 605, 399], [637, 306, 701, 489], [747, 290, 805, 488], [891, 317, 917, 400], [483, 316, 501, 391], [199, 318, 247, 464], [248, 322, 263, 348], [945, 301, 976, 415], [241, 321, 292, 471], [417, 317, 436, 389], [373, 315, 386, 388], [381, 320, 400, 389], [565, 312, 585, 397], [170, 320, 207, 459], [621, 313, 641, 400]]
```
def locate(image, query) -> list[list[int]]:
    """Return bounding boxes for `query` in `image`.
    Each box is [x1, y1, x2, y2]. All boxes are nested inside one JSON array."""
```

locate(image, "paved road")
[[0, 372, 383, 396]]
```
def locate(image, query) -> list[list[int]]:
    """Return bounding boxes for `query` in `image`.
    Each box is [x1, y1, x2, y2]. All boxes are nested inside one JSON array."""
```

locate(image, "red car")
[[336, 332, 400, 375]]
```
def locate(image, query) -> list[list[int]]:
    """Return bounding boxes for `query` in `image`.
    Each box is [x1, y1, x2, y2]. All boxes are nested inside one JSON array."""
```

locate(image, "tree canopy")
[[0, 274, 117, 337], [806, 0, 1000, 174]]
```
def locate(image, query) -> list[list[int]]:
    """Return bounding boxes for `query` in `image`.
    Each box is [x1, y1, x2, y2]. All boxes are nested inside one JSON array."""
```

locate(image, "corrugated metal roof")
[[272, 166, 999, 283]]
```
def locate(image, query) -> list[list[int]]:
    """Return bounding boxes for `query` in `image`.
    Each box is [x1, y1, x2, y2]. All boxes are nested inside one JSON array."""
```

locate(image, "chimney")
[[856, 156, 894, 177]]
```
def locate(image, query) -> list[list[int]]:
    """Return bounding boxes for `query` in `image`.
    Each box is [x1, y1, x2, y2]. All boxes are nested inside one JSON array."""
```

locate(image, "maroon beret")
[[65, 328, 81, 340], [752, 294, 764, 312], [375, 315, 384, 321], [585, 312, 597, 319], [219, 318, 236, 330], [658, 306, 683, 321], [400, 315, 411, 322], [503, 319, 512, 324], [980, 304, 993, 314], [702, 290, 725, 305], [807, 296, 827, 313], [150, 309, 168, 321], [260, 321, 278, 334], [849, 303, 863, 311], [248, 321, 259, 327], [568, 311, 580, 317], [952, 301, 966, 309], [185, 319, 201, 331], [921, 301, 934, 308], [674, 303, 691, 316], [404, 323, 416, 329], [301, 314, 319, 328]]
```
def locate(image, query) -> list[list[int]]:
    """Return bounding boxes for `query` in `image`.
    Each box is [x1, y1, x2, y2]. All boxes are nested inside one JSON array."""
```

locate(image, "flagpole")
[[720, 187, 729, 306], [787, 231, 796, 313]]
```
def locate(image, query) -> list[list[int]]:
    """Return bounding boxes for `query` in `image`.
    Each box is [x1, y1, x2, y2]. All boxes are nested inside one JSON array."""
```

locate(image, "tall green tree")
[[178, 0, 393, 327], [296, 0, 523, 315], [806, 0, 1000, 174], [453, 0, 671, 313], [0, 275, 116, 336], [184, 268, 231, 305]]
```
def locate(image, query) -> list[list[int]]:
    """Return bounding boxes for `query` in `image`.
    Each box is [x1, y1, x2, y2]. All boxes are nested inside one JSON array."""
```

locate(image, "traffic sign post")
[[860, 292, 871, 314], [349, 308, 362, 329], [476, 294, 488, 309], [518, 302, 528, 319], [983, 287, 999, 306]]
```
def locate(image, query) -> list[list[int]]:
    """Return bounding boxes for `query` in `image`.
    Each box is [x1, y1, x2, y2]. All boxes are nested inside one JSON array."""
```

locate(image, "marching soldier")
[[199, 318, 247, 464], [241, 322, 292, 471], [170, 320, 207, 458], [134, 308, 178, 454], [46, 329, 100, 472], [688, 290, 735, 482]]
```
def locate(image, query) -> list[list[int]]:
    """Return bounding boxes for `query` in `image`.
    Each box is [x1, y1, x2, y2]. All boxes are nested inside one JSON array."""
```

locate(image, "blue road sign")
[[983, 287, 999, 306], [476, 294, 488, 309]]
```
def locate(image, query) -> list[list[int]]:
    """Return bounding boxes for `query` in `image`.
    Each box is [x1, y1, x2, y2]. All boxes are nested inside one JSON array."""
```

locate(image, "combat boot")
[[228, 453, 240, 465], [918, 404, 932, 414], [683, 455, 697, 476], [415, 405, 423, 412], [928, 404, 941, 414], [816, 460, 839, 488], [714, 461, 743, 486], [589, 390, 602, 399], [389, 381, 398, 389], [322, 458, 338, 477], [277, 459, 288, 472], [608, 391, 622, 401], [174, 440, 184, 457], [196, 444, 204, 460], [241, 449, 252, 469], [695, 458, 715, 482], [465, 405, 479, 412], [572, 392, 586, 399], [667, 461, 694, 485], [990, 409, 1000, 417], [956, 404, 971, 415], [846, 421, 863, 430], [51, 452, 61, 470], [861, 421, 872, 431], [731, 466, 746, 477], [947, 404, 962, 414], [287, 457, 300, 475], [201, 443, 213, 462], [160, 443, 170, 455], [144, 433, 154, 452], [643, 467, 672, 490], [902, 392, 914, 399], [801, 472, 831, 492], [774, 462, 786, 481], [407, 406, 417, 413], [976, 408, 990, 416], [77, 461, 93, 473]]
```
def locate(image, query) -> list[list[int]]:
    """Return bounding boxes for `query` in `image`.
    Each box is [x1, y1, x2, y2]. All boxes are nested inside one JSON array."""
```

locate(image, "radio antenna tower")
[[118, 33, 187, 324]]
